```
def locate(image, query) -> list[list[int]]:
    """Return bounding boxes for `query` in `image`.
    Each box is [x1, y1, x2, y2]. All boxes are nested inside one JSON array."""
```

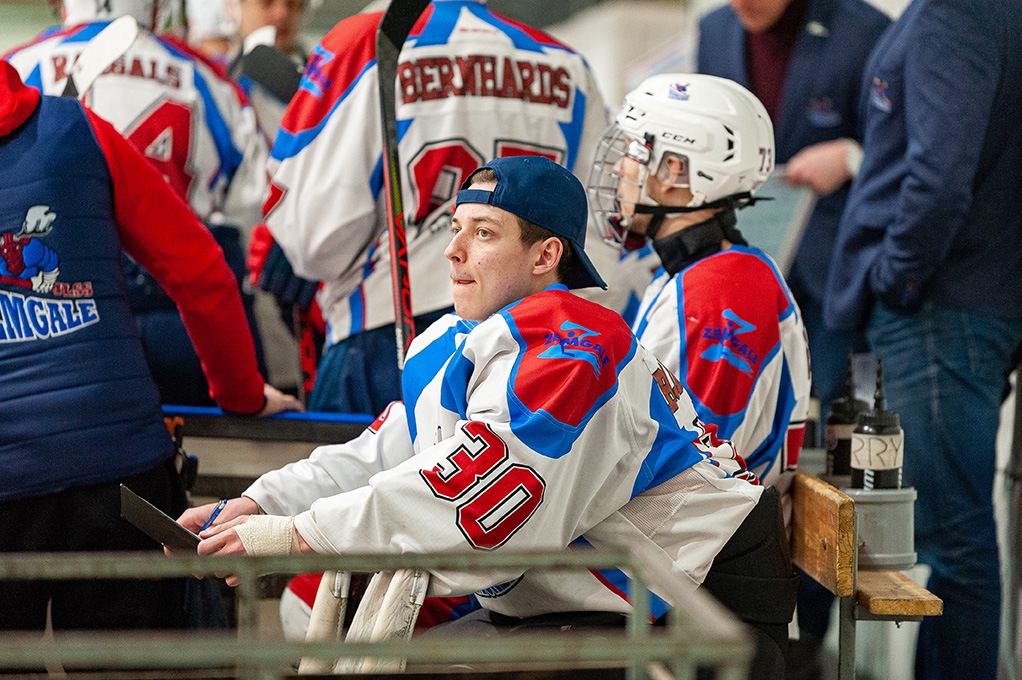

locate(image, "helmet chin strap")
[[629, 191, 763, 238], [652, 208, 749, 276], [631, 193, 759, 275]]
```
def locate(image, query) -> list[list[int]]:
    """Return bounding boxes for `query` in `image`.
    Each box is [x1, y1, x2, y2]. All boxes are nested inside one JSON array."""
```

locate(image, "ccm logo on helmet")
[[660, 131, 697, 145]]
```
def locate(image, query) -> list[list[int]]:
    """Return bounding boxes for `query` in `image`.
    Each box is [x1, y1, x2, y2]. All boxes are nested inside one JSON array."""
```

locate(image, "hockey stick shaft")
[[61, 15, 139, 99], [376, 0, 430, 369]]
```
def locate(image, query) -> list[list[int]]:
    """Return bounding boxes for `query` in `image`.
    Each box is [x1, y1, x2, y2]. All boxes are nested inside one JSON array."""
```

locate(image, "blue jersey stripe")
[[61, 21, 110, 43], [272, 58, 375, 161], [632, 387, 705, 496], [559, 87, 586, 172], [402, 319, 474, 441], [414, 2, 546, 54]]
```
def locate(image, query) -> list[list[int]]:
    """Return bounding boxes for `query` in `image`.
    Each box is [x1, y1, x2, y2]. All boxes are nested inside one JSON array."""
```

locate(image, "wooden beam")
[[791, 470, 856, 597], [856, 570, 943, 618]]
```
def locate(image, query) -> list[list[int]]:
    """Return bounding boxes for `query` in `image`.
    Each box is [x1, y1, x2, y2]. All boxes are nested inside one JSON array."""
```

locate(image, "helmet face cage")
[[588, 124, 643, 248], [588, 73, 775, 250], [588, 126, 692, 249]]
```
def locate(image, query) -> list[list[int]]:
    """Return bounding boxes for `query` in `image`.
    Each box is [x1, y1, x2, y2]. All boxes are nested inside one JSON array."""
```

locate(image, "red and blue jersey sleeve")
[[499, 289, 637, 458], [272, 10, 392, 162], [679, 250, 790, 420]]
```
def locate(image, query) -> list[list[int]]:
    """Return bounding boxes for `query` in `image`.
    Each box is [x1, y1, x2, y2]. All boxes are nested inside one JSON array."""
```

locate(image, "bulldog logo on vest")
[[0, 206, 99, 343]]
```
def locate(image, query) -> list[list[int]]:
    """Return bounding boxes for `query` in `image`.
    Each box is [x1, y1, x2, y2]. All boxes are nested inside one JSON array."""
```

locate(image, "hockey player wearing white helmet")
[[589, 76, 808, 677], [591, 74, 774, 246], [177, 157, 796, 679], [6, 0, 272, 406], [590, 72, 811, 504]]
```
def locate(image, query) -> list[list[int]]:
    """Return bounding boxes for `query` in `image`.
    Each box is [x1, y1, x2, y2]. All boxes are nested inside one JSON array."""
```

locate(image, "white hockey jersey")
[[632, 246, 812, 488], [5, 21, 268, 230], [246, 286, 762, 619], [264, 0, 638, 348]]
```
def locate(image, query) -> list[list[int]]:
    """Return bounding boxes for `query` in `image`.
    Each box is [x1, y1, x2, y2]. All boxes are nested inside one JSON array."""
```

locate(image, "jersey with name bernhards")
[[263, 0, 634, 346]]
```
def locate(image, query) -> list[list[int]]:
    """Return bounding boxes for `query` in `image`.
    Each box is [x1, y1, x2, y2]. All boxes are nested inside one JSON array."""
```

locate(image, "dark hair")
[[469, 168, 576, 282]]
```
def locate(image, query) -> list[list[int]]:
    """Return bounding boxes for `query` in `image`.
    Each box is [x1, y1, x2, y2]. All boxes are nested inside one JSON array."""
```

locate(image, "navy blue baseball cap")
[[455, 156, 607, 290]]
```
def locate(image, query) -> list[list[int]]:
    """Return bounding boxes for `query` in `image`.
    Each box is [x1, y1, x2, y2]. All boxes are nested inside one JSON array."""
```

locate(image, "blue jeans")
[[867, 302, 1022, 680], [309, 307, 454, 416]]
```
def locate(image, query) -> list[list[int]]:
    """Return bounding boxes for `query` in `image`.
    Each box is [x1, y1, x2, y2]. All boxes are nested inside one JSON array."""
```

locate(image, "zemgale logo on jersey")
[[700, 309, 759, 375], [299, 44, 334, 98], [0, 206, 99, 344], [540, 321, 611, 376]]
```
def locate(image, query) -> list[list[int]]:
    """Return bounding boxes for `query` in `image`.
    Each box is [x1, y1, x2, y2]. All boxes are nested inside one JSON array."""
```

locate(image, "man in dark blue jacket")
[[698, 3, 889, 668], [698, 0, 889, 424], [825, 1, 1022, 677]]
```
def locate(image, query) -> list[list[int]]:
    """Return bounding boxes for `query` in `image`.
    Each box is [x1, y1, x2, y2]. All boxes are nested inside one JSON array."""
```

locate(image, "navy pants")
[[0, 458, 190, 631]]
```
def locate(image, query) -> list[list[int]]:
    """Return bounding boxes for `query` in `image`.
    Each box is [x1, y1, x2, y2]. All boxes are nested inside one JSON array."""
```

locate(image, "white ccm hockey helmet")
[[58, 0, 182, 31], [588, 73, 775, 249], [186, 0, 240, 44]]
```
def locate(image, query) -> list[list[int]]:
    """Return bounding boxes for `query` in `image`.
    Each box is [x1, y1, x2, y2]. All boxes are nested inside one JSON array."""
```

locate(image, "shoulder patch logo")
[[299, 44, 335, 98], [869, 77, 892, 113], [539, 321, 611, 376], [700, 308, 759, 375]]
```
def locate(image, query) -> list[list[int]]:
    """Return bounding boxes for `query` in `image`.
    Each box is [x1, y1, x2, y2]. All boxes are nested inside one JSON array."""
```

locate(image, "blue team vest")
[[0, 96, 174, 502]]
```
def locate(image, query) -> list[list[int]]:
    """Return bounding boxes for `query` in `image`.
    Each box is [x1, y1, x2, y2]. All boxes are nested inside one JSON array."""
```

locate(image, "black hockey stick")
[[376, 0, 430, 369], [240, 44, 303, 103], [61, 15, 138, 99]]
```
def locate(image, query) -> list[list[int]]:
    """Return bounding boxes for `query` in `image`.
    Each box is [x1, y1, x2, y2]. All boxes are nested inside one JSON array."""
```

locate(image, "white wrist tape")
[[234, 515, 301, 556], [844, 138, 864, 178]]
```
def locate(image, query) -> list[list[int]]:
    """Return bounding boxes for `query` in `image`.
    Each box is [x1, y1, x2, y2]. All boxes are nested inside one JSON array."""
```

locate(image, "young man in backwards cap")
[[179, 156, 796, 677]]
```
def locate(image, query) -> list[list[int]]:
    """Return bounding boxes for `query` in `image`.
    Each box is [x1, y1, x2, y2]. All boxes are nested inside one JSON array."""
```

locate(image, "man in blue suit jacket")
[[698, 0, 888, 425], [698, 0, 889, 671], [825, 1, 1022, 677]]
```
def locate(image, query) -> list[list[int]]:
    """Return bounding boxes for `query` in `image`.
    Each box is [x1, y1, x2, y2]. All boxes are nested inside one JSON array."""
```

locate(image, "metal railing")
[[0, 550, 753, 680]]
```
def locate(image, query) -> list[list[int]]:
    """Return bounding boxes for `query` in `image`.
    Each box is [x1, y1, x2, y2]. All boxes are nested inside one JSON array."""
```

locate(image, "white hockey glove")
[[31, 267, 59, 293], [234, 515, 301, 556]]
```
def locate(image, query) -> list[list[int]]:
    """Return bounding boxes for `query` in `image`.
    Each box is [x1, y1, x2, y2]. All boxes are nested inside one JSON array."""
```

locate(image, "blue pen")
[[200, 498, 228, 531]]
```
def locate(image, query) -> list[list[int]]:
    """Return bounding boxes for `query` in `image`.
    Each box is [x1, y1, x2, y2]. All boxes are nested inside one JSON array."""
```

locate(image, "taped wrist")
[[234, 515, 301, 556], [843, 138, 864, 178]]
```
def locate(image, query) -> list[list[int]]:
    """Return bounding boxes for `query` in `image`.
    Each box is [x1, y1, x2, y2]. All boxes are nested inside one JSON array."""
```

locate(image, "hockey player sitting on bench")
[[175, 156, 798, 679]]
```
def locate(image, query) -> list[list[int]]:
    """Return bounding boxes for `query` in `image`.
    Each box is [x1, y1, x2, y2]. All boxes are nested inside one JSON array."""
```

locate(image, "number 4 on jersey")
[[125, 99, 195, 199]]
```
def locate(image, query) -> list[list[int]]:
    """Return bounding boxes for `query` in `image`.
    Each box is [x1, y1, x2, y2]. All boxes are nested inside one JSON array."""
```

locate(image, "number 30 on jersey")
[[421, 421, 546, 550]]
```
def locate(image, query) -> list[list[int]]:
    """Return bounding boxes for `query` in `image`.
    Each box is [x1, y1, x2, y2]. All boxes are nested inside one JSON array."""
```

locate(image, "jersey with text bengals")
[[5, 21, 268, 230], [245, 287, 762, 619]]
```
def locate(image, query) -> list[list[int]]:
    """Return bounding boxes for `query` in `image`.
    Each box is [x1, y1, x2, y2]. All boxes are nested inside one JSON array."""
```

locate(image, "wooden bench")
[[790, 469, 943, 679]]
